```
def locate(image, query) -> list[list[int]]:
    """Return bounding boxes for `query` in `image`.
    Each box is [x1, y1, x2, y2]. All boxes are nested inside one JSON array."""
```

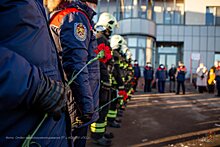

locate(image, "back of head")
[[44, 0, 64, 12], [95, 12, 118, 32], [110, 35, 127, 50]]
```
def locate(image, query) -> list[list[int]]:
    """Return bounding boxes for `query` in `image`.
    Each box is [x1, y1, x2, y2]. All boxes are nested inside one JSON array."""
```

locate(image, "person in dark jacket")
[[89, 12, 118, 146], [144, 62, 154, 92], [133, 60, 141, 92], [169, 64, 177, 93], [0, 1, 72, 146], [156, 64, 168, 93], [49, 0, 100, 146], [176, 62, 187, 95]]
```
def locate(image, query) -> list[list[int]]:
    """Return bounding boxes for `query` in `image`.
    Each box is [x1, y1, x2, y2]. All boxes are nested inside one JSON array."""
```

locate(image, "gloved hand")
[[78, 112, 93, 124], [33, 73, 68, 121]]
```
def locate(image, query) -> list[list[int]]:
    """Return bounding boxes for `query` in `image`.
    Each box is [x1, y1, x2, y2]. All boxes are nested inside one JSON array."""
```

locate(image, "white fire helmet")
[[110, 35, 127, 50], [95, 12, 118, 31]]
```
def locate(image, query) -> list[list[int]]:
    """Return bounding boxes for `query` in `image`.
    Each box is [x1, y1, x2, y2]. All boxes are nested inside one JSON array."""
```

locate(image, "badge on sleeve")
[[74, 23, 87, 41]]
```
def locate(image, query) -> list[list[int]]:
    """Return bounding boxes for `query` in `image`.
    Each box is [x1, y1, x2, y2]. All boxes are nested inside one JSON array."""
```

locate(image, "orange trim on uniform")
[[50, 8, 92, 30]]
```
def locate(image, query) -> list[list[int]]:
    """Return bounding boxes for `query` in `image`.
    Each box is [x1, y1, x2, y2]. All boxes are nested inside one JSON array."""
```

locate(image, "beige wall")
[[185, 0, 220, 25]]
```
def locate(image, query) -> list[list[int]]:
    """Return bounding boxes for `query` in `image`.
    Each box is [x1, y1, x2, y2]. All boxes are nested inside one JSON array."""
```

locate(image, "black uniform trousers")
[[144, 79, 152, 92], [177, 81, 185, 94]]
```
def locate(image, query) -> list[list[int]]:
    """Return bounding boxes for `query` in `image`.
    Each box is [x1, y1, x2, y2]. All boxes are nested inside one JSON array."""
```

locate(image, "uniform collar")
[[96, 32, 108, 40]]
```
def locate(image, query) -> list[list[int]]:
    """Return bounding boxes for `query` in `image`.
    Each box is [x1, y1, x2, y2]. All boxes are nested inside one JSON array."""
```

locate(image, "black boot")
[[92, 136, 112, 146], [117, 110, 123, 117], [108, 120, 121, 128], [104, 132, 114, 139], [115, 117, 122, 123]]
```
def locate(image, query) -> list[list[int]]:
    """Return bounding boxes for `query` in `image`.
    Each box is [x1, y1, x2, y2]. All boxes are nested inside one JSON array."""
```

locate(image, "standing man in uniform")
[[144, 62, 154, 92], [133, 60, 141, 92], [90, 12, 118, 146], [156, 64, 168, 93], [0, 0, 72, 146], [176, 62, 187, 95], [49, 0, 100, 146]]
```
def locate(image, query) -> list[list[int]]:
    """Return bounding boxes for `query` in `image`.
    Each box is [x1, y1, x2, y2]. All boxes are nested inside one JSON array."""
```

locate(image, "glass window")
[[139, 0, 147, 18], [164, 11, 172, 24], [159, 54, 165, 65], [128, 38, 137, 47], [130, 48, 136, 61], [173, 11, 181, 24], [206, 7, 214, 25], [140, 5, 147, 18], [158, 47, 178, 53], [216, 7, 220, 25], [138, 38, 146, 47], [124, 0, 133, 18], [138, 49, 145, 66], [154, 6, 163, 24], [215, 53, 220, 61], [167, 55, 176, 69]]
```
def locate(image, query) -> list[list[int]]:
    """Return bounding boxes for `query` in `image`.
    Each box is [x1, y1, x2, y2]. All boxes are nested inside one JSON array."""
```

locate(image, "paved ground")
[[87, 82, 220, 147]]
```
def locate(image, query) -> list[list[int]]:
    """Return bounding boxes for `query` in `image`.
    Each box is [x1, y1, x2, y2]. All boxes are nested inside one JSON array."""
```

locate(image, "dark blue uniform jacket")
[[0, 0, 71, 146], [58, 2, 100, 127]]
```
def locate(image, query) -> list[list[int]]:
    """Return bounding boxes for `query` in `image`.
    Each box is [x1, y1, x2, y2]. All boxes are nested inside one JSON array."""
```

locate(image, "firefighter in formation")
[[90, 27, 135, 145]]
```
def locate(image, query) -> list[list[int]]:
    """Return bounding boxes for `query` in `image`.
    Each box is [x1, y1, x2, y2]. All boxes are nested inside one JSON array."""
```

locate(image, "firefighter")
[[48, 0, 100, 146], [118, 45, 133, 111], [0, 0, 72, 146], [125, 50, 135, 100], [90, 12, 118, 146], [176, 62, 187, 95], [107, 35, 128, 128], [118, 45, 129, 111], [156, 64, 168, 93]]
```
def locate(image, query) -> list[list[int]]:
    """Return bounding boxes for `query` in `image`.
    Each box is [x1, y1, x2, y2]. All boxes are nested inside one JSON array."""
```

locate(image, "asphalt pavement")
[[87, 82, 220, 147]]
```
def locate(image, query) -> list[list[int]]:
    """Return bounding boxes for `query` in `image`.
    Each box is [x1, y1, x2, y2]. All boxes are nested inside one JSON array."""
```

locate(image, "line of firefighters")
[[47, 0, 136, 146], [0, 0, 137, 147]]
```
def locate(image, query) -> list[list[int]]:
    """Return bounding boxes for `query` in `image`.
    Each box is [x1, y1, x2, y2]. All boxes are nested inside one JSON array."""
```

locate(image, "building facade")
[[97, 0, 220, 77]]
